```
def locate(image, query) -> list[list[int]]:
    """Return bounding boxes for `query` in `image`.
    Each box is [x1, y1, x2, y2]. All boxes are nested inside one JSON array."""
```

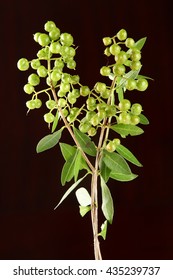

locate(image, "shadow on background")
[[0, 0, 173, 259]]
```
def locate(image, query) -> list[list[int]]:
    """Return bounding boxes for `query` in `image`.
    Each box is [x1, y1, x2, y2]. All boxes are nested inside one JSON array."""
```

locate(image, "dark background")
[[0, 0, 173, 260]]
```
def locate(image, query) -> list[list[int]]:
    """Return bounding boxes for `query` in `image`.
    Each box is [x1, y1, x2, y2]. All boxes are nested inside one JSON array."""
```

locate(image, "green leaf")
[[111, 124, 144, 136], [75, 187, 91, 206], [73, 127, 97, 156], [54, 174, 88, 209], [60, 143, 77, 161], [100, 177, 114, 224], [116, 144, 142, 167], [51, 110, 59, 133], [36, 129, 62, 153], [134, 37, 147, 50], [137, 74, 154, 80], [110, 172, 138, 182], [139, 114, 150, 125], [98, 220, 108, 240], [79, 205, 91, 217], [61, 151, 78, 186], [116, 86, 124, 102], [102, 150, 132, 175], [100, 159, 111, 183]]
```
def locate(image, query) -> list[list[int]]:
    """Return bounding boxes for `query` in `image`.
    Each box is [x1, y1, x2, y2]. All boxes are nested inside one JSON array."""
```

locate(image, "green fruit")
[[67, 59, 76, 69], [106, 141, 116, 153], [126, 78, 136, 90], [118, 99, 131, 111], [116, 51, 128, 64], [37, 48, 50, 59], [100, 66, 111, 76], [80, 86, 90, 96], [86, 97, 96, 107], [58, 98, 66, 108], [35, 99, 42, 108], [51, 70, 61, 81], [130, 60, 141, 71], [102, 37, 112, 46], [106, 105, 117, 117], [60, 83, 70, 93], [88, 127, 97, 136], [28, 74, 40, 86], [50, 42, 61, 54], [60, 33, 74, 46], [23, 83, 34, 94], [125, 38, 135, 48], [38, 33, 50, 46], [130, 115, 140, 125], [136, 78, 148, 91], [26, 100, 36, 110], [90, 114, 100, 126], [31, 59, 41, 69], [131, 103, 142, 115], [104, 47, 111, 56], [46, 100, 56, 109], [95, 82, 106, 93], [44, 112, 55, 123], [119, 112, 131, 124], [33, 32, 41, 43], [49, 27, 60, 40], [37, 65, 47, 77], [113, 64, 125, 76], [113, 138, 121, 146], [70, 75, 80, 84], [44, 21, 56, 32], [79, 122, 91, 133], [117, 29, 127, 41], [17, 58, 29, 71], [109, 44, 121, 55]]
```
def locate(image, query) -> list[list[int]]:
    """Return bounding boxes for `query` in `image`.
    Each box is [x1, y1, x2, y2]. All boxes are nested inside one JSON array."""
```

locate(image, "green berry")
[[44, 112, 55, 123], [44, 21, 56, 32], [86, 97, 96, 107], [118, 99, 131, 111], [100, 66, 111, 76], [130, 61, 142, 71], [51, 70, 61, 82], [37, 65, 47, 77], [23, 83, 34, 94], [26, 100, 36, 110], [95, 82, 106, 93], [33, 32, 41, 43], [131, 49, 141, 61], [109, 44, 121, 55], [35, 99, 42, 108], [126, 78, 136, 90], [116, 51, 128, 64], [28, 74, 40, 86], [125, 38, 135, 48], [136, 78, 148, 91], [17, 58, 29, 71], [90, 114, 100, 126], [88, 127, 97, 137], [60, 33, 74, 46], [113, 64, 126, 76], [102, 37, 112, 46], [38, 33, 50, 46], [79, 122, 91, 133], [49, 27, 60, 40], [50, 42, 61, 54], [106, 141, 116, 153], [60, 83, 70, 93], [80, 86, 90, 96], [117, 29, 127, 41], [130, 115, 140, 125], [119, 112, 131, 124], [46, 100, 56, 109], [131, 103, 142, 115], [67, 59, 76, 69], [58, 98, 66, 108], [113, 138, 121, 146], [31, 59, 41, 69], [106, 105, 117, 117]]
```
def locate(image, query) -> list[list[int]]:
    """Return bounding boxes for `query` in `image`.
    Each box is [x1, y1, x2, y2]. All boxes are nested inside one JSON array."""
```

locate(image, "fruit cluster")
[[17, 21, 149, 152]]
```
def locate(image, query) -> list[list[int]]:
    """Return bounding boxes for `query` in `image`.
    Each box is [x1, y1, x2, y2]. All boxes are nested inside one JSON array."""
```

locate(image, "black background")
[[0, 0, 173, 260]]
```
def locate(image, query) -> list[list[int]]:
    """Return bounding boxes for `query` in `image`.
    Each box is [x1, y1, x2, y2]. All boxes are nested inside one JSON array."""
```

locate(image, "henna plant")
[[17, 21, 151, 260]]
